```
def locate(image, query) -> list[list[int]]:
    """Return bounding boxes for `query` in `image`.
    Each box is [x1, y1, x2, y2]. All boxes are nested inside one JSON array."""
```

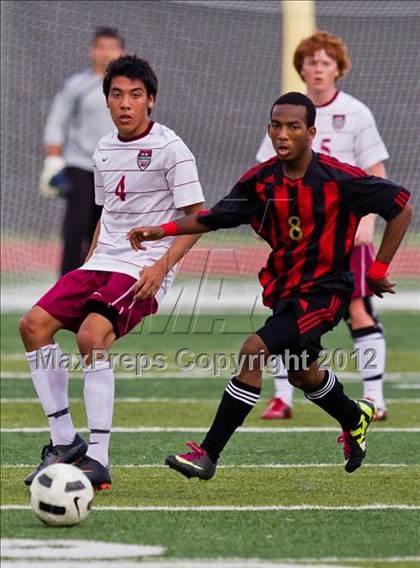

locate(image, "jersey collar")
[[315, 90, 340, 108], [118, 120, 154, 142]]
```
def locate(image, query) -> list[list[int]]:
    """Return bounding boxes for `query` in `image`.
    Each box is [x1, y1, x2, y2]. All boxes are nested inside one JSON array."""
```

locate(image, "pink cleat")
[[373, 408, 387, 421], [261, 397, 292, 420]]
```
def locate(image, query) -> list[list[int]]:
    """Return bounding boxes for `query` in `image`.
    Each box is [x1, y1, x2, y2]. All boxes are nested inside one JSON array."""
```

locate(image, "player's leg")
[[74, 272, 158, 490], [20, 307, 76, 444], [349, 244, 387, 420], [348, 297, 387, 420], [289, 360, 375, 473], [261, 356, 293, 419], [165, 333, 267, 479], [60, 167, 94, 275], [165, 306, 308, 479], [19, 284, 88, 486], [75, 313, 116, 491]]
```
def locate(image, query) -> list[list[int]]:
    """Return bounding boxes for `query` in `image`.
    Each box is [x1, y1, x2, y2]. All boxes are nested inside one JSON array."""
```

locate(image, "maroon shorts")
[[350, 244, 375, 299], [36, 269, 158, 338]]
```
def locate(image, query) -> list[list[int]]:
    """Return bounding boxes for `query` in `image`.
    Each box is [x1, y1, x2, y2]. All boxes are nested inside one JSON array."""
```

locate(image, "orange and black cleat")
[[75, 455, 112, 491]]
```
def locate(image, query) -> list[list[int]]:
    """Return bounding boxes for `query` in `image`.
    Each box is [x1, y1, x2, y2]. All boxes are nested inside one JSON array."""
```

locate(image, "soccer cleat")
[[338, 399, 376, 473], [165, 441, 217, 480], [75, 455, 112, 491], [260, 397, 292, 420], [24, 433, 87, 486], [373, 408, 387, 421]]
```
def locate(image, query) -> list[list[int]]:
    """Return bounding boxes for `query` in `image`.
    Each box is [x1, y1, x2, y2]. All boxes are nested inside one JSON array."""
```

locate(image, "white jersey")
[[256, 90, 389, 169], [81, 121, 204, 304]]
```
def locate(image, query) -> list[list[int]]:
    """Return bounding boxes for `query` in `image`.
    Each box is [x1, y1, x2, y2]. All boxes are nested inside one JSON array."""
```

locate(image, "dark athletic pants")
[[60, 167, 102, 276]]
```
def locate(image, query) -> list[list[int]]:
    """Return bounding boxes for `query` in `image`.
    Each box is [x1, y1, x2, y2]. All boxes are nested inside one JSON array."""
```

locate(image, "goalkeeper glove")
[[39, 156, 72, 198]]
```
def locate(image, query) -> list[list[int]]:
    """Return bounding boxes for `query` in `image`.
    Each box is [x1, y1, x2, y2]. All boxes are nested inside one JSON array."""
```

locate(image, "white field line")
[[2, 559, 420, 568], [2, 397, 420, 404], [1, 463, 416, 469], [2, 426, 420, 433], [2, 504, 420, 512], [2, 557, 420, 568], [1, 370, 420, 381]]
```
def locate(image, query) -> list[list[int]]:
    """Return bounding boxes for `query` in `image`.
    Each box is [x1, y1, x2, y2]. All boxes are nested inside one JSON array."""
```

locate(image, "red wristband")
[[160, 222, 178, 236], [367, 260, 390, 280]]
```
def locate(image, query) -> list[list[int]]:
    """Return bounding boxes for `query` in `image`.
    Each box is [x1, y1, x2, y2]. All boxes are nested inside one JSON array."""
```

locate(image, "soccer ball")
[[30, 463, 94, 526]]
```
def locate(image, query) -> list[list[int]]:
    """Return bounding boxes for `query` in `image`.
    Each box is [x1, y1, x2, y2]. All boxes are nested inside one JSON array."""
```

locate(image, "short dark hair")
[[271, 92, 316, 127], [92, 26, 125, 49], [103, 55, 158, 103]]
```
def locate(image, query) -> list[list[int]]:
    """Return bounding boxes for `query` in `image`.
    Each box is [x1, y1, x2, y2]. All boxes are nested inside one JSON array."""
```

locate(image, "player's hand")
[[39, 156, 70, 198], [127, 226, 165, 251], [133, 264, 166, 300], [366, 275, 396, 298]]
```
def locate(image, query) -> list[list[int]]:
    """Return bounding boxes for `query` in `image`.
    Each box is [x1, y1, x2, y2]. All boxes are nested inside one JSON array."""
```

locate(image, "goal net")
[[1, 0, 419, 312]]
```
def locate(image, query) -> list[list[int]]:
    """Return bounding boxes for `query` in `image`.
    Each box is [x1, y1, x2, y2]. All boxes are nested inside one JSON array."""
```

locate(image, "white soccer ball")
[[30, 464, 94, 526]]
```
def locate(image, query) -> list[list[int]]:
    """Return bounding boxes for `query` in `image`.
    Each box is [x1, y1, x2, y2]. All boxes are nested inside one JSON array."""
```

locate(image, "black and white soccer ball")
[[30, 463, 94, 526]]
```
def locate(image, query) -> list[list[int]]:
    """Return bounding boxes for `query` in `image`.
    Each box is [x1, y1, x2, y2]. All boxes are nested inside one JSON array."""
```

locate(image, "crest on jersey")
[[137, 149, 152, 170], [332, 114, 345, 131]]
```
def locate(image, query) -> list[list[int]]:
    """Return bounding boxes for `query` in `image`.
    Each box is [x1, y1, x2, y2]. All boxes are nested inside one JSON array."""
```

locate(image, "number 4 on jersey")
[[115, 175, 126, 201]]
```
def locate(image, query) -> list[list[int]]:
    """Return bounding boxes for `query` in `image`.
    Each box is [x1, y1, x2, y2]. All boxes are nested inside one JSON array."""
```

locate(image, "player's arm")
[[127, 210, 210, 251], [366, 205, 412, 297], [353, 103, 389, 246], [354, 162, 387, 246], [132, 202, 205, 300], [40, 77, 76, 197], [128, 176, 261, 252], [83, 150, 104, 263], [84, 218, 102, 263], [344, 175, 411, 297]]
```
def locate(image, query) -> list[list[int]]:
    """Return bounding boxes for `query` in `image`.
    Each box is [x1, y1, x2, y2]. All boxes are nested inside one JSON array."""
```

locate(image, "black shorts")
[[256, 291, 349, 371]]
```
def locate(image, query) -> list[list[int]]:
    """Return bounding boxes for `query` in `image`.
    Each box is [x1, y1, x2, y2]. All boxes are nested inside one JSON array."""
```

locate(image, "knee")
[[241, 334, 268, 356], [76, 327, 96, 355], [76, 322, 108, 356], [288, 367, 320, 390], [288, 371, 307, 389], [19, 311, 43, 344], [349, 299, 374, 329]]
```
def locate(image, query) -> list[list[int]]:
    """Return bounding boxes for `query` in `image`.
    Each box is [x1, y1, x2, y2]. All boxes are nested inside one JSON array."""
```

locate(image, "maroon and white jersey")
[[81, 121, 204, 303], [256, 91, 389, 169]]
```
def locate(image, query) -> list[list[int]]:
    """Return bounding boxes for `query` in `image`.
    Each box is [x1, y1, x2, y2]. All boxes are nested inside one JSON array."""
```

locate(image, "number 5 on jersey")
[[115, 175, 126, 201]]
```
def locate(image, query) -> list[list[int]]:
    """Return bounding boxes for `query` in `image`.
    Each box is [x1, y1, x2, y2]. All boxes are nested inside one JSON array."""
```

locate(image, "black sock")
[[201, 377, 261, 462], [304, 370, 360, 431]]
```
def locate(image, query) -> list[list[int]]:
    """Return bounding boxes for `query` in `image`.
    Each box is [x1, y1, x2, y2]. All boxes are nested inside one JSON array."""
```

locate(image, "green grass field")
[[1, 312, 420, 567]]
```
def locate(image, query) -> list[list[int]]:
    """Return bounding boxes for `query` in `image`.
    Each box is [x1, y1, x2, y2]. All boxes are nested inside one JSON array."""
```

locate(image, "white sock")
[[25, 343, 75, 446], [84, 360, 114, 467], [353, 327, 386, 410], [273, 356, 294, 407]]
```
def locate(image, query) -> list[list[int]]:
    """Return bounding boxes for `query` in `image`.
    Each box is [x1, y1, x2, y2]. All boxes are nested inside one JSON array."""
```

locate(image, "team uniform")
[[25, 120, 204, 489], [198, 152, 409, 363], [165, 152, 409, 480], [44, 69, 117, 274], [256, 90, 389, 298], [37, 120, 204, 338], [257, 91, 391, 417]]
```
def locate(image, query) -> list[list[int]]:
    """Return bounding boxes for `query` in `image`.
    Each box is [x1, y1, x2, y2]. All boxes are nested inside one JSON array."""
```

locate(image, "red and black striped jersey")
[[198, 152, 410, 309]]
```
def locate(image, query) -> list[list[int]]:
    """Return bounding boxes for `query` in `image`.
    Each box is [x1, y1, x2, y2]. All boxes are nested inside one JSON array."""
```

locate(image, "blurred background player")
[[20, 55, 205, 490], [257, 31, 389, 421], [40, 26, 125, 275]]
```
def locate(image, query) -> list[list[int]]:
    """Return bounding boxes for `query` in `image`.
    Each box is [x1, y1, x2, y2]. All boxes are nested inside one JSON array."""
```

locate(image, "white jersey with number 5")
[[81, 121, 204, 303], [256, 90, 389, 168]]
